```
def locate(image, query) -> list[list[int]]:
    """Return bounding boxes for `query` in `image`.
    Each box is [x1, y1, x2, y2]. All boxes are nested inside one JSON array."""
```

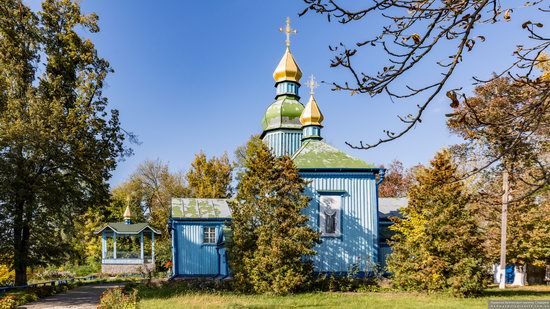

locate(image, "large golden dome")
[[273, 47, 302, 83]]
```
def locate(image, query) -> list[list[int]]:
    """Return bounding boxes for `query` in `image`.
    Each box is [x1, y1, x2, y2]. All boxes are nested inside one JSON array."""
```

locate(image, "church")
[[169, 18, 386, 278]]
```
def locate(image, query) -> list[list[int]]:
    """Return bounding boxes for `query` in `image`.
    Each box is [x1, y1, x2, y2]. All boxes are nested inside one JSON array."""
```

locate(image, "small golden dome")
[[300, 94, 324, 126], [273, 47, 302, 83], [123, 205, 132, 220]]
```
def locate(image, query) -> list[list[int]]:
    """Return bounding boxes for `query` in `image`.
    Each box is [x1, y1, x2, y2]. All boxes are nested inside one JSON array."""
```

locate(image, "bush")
[[312, 273, 380, 292], [0, 295, 17, 309], [69, 263, 100, 277], [98, 288, 138, 309], [34, 269, 75, 281], [0, 265, 14, 287]]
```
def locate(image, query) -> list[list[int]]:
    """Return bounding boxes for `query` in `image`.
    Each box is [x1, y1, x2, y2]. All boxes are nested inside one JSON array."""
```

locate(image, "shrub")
[[311, 270, 381, 293], [34, 269, 75, 281], [69, 263, 100, 277], [0, 295, 17, 309], [98, 288, 138, 309], [0, 265, 14, 286]]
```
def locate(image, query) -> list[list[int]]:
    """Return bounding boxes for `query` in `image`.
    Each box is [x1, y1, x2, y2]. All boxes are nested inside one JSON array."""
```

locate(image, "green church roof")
[[261, 95, 304, 131], [94, 222, 161, 235], [292, 139, 375, 169]]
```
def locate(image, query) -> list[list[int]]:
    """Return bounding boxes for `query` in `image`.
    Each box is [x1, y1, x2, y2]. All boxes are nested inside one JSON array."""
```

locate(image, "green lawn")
[[137, 285, 550, 308]]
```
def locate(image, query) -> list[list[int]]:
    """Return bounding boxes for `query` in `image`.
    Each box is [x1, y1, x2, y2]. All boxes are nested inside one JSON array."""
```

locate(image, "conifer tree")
[[228, 137, 319, 294], [387, 150, 486, 297]]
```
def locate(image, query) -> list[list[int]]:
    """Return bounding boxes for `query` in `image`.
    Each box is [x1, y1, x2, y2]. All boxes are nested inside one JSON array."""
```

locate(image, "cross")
[[307, 75, 319, 95], [279, 17, 297, 48]]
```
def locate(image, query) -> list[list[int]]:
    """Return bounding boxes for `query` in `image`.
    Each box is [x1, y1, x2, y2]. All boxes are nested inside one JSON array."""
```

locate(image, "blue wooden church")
[[170, 18, 385, 278]]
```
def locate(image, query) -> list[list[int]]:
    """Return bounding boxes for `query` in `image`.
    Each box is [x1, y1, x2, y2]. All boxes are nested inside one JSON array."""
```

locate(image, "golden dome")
[[273, 47, 303, 83], [300, 94, 324, 126], [123, 205, 132, 220]]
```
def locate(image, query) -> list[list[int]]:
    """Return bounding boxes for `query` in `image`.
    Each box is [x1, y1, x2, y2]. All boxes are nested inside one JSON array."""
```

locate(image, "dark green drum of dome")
[[261, 95, 304, 131]]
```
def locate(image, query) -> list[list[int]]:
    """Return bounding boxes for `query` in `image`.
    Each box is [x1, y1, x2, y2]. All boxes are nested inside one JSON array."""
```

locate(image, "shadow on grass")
[[128, 279, 233, 300], [482, 286, 550, 298]]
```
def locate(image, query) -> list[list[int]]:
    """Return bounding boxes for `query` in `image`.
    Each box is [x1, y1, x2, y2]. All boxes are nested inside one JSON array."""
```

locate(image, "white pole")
[[140, 233, 144, 260], [102, 232, 106, 260], [499, 169, 509, 289], [113, 233, 117, 259]]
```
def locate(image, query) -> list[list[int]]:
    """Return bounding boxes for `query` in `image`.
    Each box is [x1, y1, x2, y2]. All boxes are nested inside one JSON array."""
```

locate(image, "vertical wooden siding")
[[263, 130, 303, 157], [301, 172, 378, 272], [175, 223, 220, 275]]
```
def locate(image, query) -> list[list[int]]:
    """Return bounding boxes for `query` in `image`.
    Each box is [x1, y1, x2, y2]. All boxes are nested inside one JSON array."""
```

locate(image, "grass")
[[136, 285, 550, 308]]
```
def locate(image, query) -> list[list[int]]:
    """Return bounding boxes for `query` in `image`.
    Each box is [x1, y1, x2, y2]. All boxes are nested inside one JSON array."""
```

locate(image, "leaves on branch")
[[447, 90, 460, 108], [504, 9, 512, 21], [411, 33, 421, 44]]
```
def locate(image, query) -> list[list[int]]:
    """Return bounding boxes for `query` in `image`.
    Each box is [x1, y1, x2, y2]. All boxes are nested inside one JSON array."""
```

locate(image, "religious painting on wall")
[[319, 195, 341, 237]]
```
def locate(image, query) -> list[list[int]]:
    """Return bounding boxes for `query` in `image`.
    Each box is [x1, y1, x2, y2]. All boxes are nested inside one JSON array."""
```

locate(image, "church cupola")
[[261, 17, 305, 157], [273, 17, 302, 98], [300, 75, 324, 141]]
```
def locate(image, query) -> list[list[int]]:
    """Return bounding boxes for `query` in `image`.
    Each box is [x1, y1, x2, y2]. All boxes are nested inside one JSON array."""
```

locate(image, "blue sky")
[[25, 1, 541, 186]]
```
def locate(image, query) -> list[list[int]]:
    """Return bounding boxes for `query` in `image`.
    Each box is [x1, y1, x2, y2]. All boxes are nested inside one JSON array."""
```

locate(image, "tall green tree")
[[0, 0, 126, 285], [186, 151, 233, 198], [228, 137, 319, 294], [387, 150, 486, 297]]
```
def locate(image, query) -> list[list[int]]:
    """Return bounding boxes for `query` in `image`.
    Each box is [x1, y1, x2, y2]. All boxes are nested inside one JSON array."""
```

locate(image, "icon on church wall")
[[319, 195, 341, 237]]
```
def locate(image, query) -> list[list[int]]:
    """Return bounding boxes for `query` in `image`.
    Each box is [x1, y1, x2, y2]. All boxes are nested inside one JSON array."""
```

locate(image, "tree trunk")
[[512, 264, 527, 286], [13, 201, 29, 286]]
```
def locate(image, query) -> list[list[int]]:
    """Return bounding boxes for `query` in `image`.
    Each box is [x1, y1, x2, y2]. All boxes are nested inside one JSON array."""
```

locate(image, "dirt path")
[[19, 283, 124, 309]]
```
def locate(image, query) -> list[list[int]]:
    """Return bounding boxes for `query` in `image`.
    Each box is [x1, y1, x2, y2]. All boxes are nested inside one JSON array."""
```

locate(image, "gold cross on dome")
[[307, 75, 319, 95], [279, 17, 297, 47]]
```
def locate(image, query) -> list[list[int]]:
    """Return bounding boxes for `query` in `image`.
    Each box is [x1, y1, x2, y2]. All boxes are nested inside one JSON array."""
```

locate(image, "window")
[[203, 226, 216, 244], [319, 195, 342, 237]]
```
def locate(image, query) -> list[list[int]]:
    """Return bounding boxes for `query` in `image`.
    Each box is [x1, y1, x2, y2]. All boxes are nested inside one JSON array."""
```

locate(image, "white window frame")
[[203, 226, 216, 244]]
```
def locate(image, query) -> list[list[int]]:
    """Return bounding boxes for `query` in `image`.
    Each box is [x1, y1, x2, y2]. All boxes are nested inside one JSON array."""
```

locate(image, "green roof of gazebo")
[[94, 222, 161, 235]]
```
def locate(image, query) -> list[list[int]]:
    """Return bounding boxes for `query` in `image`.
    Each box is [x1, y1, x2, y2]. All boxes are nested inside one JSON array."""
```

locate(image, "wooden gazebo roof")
[[94, 222, 161, 235]]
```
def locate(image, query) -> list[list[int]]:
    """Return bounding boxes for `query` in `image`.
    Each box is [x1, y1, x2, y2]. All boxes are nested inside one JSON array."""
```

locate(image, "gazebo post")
[[101, 232, 106, 260], [140, 232, 144, 260], [113, 233, 117, 259], [152, 232, 155, 262]]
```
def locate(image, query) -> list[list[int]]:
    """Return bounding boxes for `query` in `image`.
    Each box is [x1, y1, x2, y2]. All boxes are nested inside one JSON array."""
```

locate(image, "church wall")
[[301, 172, 379, 273], [263, 129, 303, 157]]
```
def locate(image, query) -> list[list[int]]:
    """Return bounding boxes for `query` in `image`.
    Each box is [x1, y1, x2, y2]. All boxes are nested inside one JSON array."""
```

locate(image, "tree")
[[447, 76, 549, 286], [0, 0, 126, 285], [387, 150, 486, 297], [186, 151, 233, 198], [300, 0, 549, 163], [378, 160, 415, 198], [71, 197, 123, 267], [469, 170, 550, 285], [120, 160, 186, 234], [228, 137, 320, 294], [110, 159, 186, 270]]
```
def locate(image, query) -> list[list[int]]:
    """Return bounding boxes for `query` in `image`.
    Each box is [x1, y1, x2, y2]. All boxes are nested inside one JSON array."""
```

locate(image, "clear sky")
[[25, 0, 542, 186]]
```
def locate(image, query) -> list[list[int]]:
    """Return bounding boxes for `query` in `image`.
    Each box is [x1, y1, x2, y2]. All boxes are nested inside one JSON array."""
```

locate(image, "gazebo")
[[95, 206, 161, 274]]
